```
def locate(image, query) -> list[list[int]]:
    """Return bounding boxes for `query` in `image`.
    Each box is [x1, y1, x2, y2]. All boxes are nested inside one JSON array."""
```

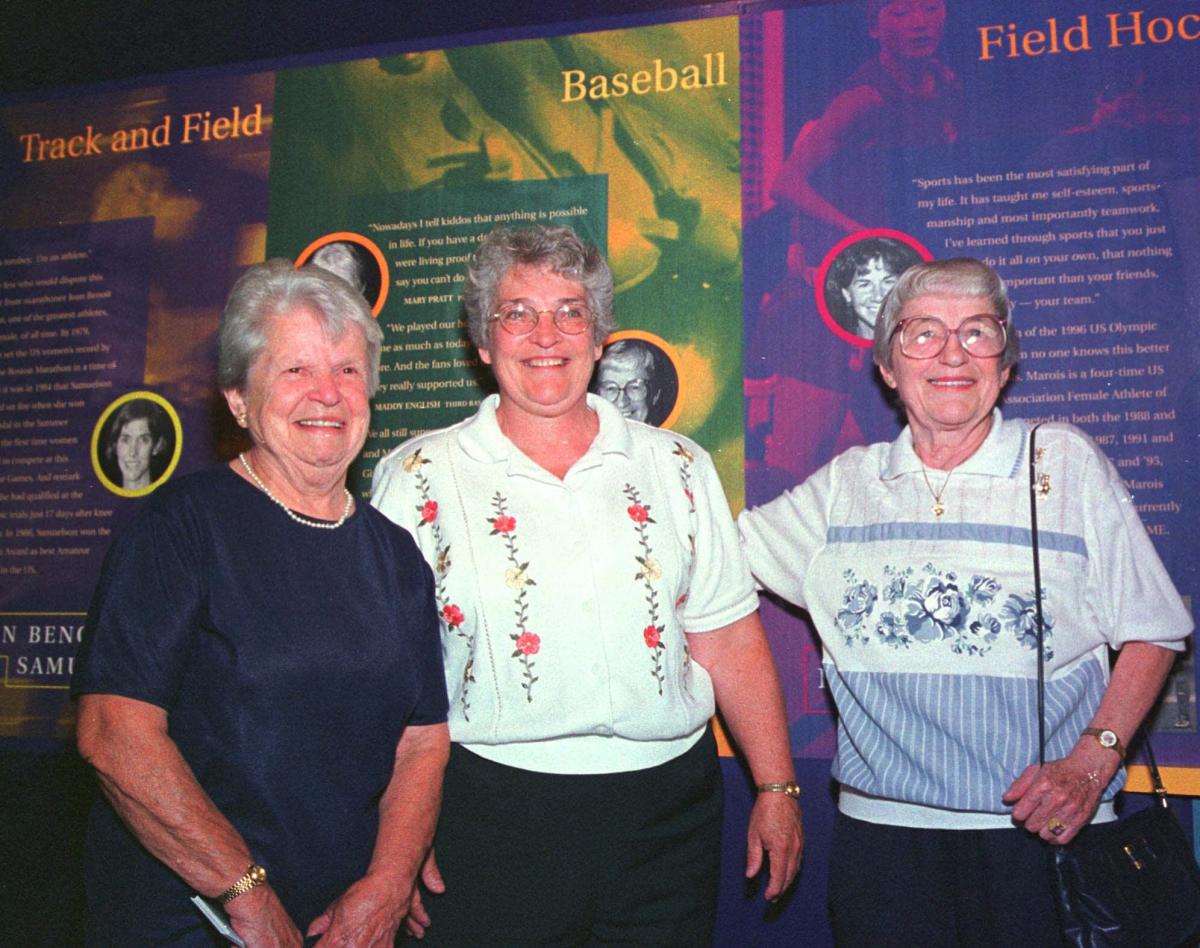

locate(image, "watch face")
[[1100, 730, 1118, 748]]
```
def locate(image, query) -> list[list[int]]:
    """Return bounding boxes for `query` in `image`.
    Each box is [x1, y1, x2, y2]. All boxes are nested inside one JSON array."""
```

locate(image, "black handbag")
[[1028, 423, 1200, 948], [1051, 762, 1200, 947]]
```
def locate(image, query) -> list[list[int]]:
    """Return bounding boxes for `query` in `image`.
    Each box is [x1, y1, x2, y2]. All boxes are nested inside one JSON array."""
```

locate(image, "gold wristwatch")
[[1082, 727, 1126, 759], [219, 863, 268, 904], [757, 781, 801, 799]]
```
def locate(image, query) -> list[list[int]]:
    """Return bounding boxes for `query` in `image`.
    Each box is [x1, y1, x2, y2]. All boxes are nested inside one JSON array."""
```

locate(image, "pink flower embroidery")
[[675, 593, 688, 608], [406, 452, 473, 721], [675, 442, 697, 517], [625, 484, 666, 694], [491, 493, 540, 701], [515, 631, 541, 655]]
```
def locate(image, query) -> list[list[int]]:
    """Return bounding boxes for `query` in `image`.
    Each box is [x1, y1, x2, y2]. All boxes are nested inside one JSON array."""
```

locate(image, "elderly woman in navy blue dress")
[[74, 260, 449, 946]]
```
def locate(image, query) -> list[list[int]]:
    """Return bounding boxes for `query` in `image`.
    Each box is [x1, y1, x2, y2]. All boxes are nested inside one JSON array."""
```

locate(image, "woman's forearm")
[[76, 693, 258, 897], [364, 722, 450, 893], [688, 612, 803, 899], [687, 612, 794, 785], [1078, 641, 1177, 755]]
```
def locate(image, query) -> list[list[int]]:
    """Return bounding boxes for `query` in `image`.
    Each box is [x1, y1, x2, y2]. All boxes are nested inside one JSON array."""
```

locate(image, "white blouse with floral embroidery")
[[371, 395, 758, 775]]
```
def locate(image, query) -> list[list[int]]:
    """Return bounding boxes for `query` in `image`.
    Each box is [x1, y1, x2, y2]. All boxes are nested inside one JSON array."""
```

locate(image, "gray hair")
[[218, 258, 384, 396], [311, 241, 367, 293], [873, 257, 1019, 373], [600, 338, 657, 375], [462, 224, 615, 348]]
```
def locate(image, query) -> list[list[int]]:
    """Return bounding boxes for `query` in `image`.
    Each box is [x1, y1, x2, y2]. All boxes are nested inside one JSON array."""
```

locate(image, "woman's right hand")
[[227, 886, 303, 947], [404, 849, 445, 939]]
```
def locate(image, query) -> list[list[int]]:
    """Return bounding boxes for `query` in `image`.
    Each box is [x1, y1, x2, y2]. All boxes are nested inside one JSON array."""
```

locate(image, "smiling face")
[[842, 257, 899, 337], [479, 265, 601, 425], [116, 417, 157, 489], [878, 293, 1009, 443], [596, 351, 654, 422], [872, 0, 946, 60], [224, 306, 371, 489]]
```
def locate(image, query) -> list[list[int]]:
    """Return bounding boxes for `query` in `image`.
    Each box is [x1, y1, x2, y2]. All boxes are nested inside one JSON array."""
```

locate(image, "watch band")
[[757, 781, 801, 799], [1082, 727, 1126, 759], [219, 863, 268, 904]]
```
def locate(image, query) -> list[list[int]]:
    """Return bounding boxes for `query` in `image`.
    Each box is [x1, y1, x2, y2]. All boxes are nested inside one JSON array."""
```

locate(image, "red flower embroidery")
[[408, 454, 473, 719], [627, 504, 649, 523], [675, 593, 689, 608], [492, 514, 516, 533], [515, 631, 541, 655], [643, 625, 661, 649]]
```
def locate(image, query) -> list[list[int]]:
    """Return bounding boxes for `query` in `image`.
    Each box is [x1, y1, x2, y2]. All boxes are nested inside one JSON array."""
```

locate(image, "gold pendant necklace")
[[920, 463, 954, 518]]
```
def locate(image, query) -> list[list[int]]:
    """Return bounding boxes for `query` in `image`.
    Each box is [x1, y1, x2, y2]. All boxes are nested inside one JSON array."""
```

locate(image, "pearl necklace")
[[239, 453, 353, 530], [919, 462, 954, 518]]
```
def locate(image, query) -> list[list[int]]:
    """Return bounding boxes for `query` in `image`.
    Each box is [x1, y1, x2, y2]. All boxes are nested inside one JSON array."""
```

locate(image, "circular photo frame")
[[816, 229, 932, 348], [297, 232, 388, 316], [592, 330, 684, 430], [91, 391, 183, 498]]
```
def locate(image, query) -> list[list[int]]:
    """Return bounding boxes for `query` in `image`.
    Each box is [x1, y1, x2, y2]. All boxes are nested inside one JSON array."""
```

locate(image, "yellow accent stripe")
[[713, 715, 733, 756], [0, 612, 87, 616], [1125, 765, 1200, 797], [0, 656, 71, 690], [712, 723, 1200, 798]]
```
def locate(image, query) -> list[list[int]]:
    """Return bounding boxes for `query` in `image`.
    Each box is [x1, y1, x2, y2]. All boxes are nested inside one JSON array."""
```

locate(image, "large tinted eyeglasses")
[[597, 379, 649, 403], [489, 302, 592, 336], [894, 315, 1007, 359]]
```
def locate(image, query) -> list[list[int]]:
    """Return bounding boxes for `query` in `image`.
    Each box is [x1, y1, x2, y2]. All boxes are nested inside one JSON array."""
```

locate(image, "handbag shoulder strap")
[[1029, 422, 1170, 803], [1029, 423, 1046, 768], [1141, 720, 1170, 804]]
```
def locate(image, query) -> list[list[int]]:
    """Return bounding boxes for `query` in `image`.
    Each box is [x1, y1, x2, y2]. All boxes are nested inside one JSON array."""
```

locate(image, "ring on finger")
[[1047, 816, 1067, 837]]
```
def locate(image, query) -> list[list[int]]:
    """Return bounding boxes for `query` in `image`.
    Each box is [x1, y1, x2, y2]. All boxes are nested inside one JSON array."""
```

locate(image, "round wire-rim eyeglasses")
[[597, 378, 650, 402], [488, 302, 593, 336], [892, 314, 1007, 359]]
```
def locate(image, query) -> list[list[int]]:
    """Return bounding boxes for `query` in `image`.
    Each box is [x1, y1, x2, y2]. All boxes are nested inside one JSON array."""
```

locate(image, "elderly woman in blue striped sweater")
[[739, 257, 1191, 947]]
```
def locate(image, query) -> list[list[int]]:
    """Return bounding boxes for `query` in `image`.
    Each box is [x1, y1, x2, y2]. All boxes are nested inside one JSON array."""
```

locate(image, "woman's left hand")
[[1002, 750, 1117, 846], [1004, 643, 1178, 845], [687, 614, 804, 899], [306, 873, 409, 947]]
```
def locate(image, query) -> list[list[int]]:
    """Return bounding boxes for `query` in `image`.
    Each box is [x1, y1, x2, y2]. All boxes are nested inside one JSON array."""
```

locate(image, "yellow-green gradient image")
[[267, 16, 745, 501]]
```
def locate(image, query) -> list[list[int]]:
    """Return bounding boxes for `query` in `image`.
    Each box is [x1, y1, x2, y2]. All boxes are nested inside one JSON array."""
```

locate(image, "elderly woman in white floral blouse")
[[372, 224, 802, 946]]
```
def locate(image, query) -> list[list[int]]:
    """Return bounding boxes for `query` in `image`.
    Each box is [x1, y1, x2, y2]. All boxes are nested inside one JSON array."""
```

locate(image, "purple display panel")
[[0, 219, 153, 685], [0, 71, 273, 736], [742, 0, 1199, 767]]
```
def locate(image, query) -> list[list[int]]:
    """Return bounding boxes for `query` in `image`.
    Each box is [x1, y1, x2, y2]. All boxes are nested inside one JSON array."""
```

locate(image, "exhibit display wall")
[[2, 2, 1196, 943]]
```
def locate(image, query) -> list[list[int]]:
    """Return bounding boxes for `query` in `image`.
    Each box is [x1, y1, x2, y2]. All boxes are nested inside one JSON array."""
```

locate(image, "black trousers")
[[828, 812, 1063, 948], [418, 728, 723, 947]]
